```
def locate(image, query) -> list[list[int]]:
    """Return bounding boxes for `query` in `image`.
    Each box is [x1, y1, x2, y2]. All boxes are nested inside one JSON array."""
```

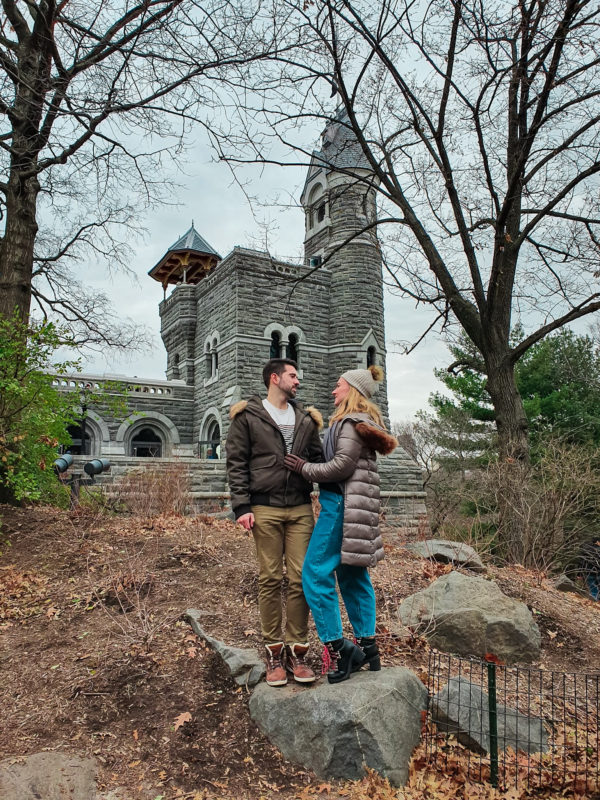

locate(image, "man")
[[226, 358, 323, 686]]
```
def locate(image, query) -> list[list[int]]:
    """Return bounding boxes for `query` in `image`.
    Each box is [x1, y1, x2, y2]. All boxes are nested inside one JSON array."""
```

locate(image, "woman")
[[284, 364, 397, 683]]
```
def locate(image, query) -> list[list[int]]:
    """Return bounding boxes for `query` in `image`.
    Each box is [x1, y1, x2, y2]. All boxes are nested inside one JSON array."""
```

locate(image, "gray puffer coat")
[[301, 413, 397, 568]]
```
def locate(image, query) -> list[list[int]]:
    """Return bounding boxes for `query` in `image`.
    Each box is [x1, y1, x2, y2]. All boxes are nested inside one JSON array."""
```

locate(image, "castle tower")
[[301, 108, 389, 419], [149, 224, 221, 384]]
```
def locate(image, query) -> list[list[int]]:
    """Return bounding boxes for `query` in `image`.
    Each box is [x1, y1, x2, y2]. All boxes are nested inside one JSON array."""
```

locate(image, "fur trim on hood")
[[305, 405, 324, 430], [229, 400, 248, 419], [355, 421, 398, 455], [229, 398, 322, 428]]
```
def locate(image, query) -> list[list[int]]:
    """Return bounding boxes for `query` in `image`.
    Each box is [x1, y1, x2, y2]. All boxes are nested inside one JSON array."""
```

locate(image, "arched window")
[[307, 183, 325, 231], [131, 427, 162, 458], [206, 419, 221, 459], [367, 346, 377, 367], [211, 338, 219, 377], [270, 331, 281, 359], [286, 333, 299, 363], [66, 425, 92, 456], [205, 344, 211, 379]]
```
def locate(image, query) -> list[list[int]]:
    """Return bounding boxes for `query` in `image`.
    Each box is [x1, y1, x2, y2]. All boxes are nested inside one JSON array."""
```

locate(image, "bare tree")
[[212, 0, 600, 463], [0, 0, 275, 345]]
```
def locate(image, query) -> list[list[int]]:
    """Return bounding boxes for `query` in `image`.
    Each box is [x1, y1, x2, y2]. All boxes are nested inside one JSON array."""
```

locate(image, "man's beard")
[[282, 385, 297, 400]]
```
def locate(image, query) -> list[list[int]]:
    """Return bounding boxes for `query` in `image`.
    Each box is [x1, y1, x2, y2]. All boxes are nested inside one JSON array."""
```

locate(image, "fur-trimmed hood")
[[355, 421, 397, 455], [229, 399, 248, 419], [229, 396, 323, 429]]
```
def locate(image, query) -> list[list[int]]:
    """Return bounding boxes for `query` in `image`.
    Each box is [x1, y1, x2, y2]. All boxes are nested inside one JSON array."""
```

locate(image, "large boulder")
[[0, 753, 96, 800], [249, 667, 427, 786], [398, 571, 541, 663], [431, 677, 548, 755], [405, 539, 486, 572], [186, 608, 265, 687]]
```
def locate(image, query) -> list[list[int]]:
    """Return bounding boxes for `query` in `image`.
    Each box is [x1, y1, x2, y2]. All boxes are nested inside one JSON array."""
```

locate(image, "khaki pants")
[[251, 504, 314, 645]]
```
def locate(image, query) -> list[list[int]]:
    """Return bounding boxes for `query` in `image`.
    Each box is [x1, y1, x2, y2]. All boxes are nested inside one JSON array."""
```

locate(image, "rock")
[[398, 571, 541, 663], [0, 753, 96, 800], [405, 539, 486, 572], [249, 667, 427, 786], [431, 677, 548, 755], [551, 573, 588, 597], [186, 608, 265, 687]]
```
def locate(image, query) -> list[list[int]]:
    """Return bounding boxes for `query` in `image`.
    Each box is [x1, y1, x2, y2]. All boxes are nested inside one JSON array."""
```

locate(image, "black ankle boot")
[[325, 638, 366, 684], [356, 636, 381, 671]]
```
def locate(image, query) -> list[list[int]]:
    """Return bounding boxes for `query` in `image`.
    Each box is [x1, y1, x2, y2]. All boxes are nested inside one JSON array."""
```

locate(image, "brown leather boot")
[[264, 642, 287, 686], [285, 643, 316, 684]]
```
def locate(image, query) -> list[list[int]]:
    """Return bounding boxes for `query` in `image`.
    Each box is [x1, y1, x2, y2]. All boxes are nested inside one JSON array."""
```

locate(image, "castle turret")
[[301, 108, 388, 419], [149, 224, 221, 384]]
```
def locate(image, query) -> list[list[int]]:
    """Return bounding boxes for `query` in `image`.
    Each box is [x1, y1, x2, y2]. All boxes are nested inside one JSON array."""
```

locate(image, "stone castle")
[[55, 109, 426, 520]]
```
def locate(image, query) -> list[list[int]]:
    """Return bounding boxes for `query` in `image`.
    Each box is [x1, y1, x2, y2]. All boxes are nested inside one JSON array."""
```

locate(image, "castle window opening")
[[172, 352, 180, 379], [367, 346, 377, 367], [131, 427, 162, 458], [211, 338, 219, 377], [65, 425, 92, 456], [205, 344, 211, 379], [207, 419, 221, 459], [270, 330, 282, 359], [307, 182, 324, 231], [286, 333, 299, 363]]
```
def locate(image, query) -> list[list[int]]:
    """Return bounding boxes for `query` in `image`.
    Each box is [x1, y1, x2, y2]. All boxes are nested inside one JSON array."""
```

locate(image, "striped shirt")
[[262, 399, 295, 452]]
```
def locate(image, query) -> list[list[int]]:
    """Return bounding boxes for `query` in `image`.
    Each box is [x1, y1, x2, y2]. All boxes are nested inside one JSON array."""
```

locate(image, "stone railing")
[[51, 373, 188, 398]]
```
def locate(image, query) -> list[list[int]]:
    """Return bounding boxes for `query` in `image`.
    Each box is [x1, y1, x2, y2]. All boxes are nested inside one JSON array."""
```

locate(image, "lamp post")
[[78, 383, 92, 455]]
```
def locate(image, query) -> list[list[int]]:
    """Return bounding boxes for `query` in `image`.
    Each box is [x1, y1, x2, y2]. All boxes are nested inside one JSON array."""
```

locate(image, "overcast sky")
[[82, 136, 451, 423]]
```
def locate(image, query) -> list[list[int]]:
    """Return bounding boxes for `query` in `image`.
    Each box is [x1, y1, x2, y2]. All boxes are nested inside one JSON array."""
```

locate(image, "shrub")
[[0, 316, 78, 504], [109, 462, 192, 516], [452, 440, 600, 570]]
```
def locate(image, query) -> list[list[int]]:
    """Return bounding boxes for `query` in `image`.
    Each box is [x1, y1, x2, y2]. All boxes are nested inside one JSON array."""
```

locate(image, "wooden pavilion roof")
[[148, 225, 221, 288]]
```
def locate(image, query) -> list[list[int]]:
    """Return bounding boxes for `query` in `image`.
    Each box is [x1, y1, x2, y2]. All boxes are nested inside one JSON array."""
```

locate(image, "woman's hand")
[[283, 454, 306, 473]]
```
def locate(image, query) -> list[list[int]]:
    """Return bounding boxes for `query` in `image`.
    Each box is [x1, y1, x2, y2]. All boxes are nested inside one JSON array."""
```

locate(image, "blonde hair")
[[330, 386, 386, 429]]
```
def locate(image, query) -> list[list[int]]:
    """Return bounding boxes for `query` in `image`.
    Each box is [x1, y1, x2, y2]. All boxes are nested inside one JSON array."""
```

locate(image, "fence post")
[[486, 659, 499, 788]]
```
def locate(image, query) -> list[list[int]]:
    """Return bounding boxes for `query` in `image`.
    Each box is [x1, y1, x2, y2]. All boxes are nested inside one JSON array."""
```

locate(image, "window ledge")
[[304, 217, 331, 241], [204, 370, 219, 387]]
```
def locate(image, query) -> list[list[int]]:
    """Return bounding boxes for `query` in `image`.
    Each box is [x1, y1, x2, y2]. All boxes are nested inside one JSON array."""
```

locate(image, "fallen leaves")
[[173, 712, 192, 731], [0, 566, 49, 621]]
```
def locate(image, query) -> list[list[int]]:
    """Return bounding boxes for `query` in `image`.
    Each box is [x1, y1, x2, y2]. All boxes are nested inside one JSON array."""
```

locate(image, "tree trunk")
[[486, 359, 531, 562], [486, 359, 529, 462], [0, 173, 40, 322]]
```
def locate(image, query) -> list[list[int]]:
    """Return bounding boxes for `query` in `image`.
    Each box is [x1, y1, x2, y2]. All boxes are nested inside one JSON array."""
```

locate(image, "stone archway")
[[64, 414, 105, 456], [117, 412, 180, 458], [130, 426, 163, 457], [198, 408, 223, 459]]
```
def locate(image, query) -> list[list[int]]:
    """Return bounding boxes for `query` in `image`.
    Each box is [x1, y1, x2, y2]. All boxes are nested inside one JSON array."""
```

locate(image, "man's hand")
[[284, 454, 306, 474], [237, 512, 255, 532]]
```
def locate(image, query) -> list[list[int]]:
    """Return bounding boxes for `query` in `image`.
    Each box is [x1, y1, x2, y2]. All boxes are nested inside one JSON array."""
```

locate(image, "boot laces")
[[266, 647, 283, 670], [321, 643, 338, 675]]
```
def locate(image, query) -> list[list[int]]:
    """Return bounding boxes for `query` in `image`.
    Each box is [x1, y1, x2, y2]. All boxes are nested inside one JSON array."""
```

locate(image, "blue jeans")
[[302, 490, 376, 643]]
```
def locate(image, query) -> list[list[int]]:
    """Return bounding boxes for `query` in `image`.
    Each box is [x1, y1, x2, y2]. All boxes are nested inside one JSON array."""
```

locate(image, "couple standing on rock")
[[225, 358, 397, 686]]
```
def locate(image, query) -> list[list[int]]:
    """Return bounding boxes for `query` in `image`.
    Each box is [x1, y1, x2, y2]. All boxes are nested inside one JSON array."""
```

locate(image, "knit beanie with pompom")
[[340, 364, 384, 399]]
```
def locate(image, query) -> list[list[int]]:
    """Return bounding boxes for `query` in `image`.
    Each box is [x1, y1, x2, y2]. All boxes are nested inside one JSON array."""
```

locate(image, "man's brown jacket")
[[225, 395, 323, 519]]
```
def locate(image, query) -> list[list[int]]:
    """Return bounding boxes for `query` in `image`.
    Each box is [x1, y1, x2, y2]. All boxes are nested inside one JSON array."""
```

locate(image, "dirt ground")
[[1, 502, 599, 800]]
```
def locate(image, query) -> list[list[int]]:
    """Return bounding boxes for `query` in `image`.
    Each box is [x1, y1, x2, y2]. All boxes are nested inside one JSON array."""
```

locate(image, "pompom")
[[368, 364, 384, 382]]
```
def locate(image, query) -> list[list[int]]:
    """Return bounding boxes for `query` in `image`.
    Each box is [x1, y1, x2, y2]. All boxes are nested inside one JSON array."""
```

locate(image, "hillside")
[[1, 503, 599, 800]]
